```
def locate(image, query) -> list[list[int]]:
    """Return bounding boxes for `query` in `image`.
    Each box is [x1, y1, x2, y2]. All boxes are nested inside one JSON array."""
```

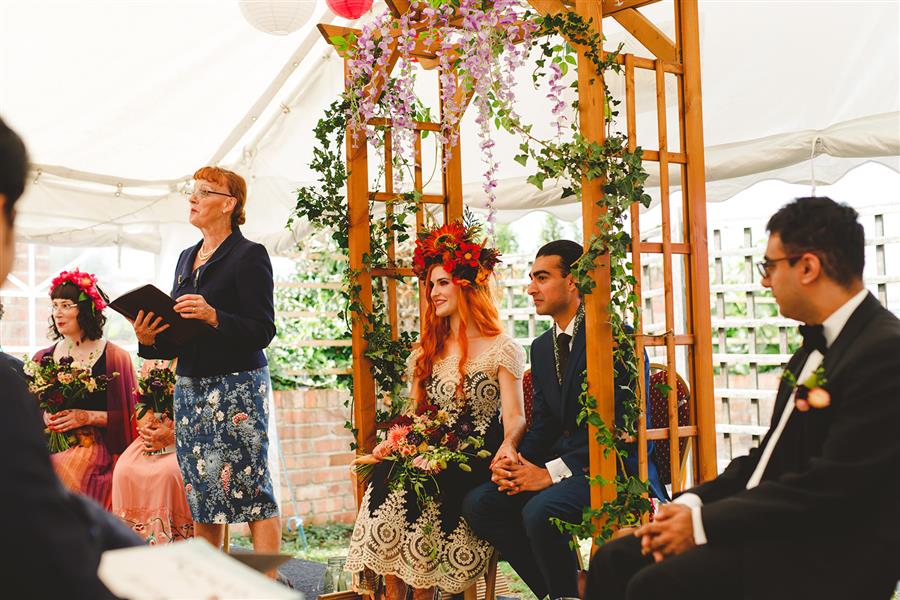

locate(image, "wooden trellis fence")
[[313, 0, 716, 534]]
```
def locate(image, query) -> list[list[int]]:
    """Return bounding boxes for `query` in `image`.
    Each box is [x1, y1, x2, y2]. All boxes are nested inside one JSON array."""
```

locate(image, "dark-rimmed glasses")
[[755, 255, 803, 278]]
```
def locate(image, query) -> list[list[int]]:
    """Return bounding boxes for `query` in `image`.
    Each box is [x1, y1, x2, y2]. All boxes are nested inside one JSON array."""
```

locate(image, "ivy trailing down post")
[[292, 0, 653, 545]]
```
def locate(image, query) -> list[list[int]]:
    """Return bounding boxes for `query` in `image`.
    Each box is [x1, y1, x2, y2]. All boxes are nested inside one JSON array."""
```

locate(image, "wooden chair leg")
[[223, 523, 230, 552], [483, 549, 499, 600], [463, 581, 478, 600]]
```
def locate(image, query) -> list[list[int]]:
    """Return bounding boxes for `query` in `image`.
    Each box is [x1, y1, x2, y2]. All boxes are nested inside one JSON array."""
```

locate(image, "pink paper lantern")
[[326, 0, 374, 20]]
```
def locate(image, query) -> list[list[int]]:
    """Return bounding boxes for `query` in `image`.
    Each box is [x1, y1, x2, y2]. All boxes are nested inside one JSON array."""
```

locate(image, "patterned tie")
[[557, 332, 571, 381], [799, 324, 828, 355]]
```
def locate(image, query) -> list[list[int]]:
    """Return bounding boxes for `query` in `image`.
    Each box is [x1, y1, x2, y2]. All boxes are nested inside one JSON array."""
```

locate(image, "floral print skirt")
[[174, 366, 279, 524]]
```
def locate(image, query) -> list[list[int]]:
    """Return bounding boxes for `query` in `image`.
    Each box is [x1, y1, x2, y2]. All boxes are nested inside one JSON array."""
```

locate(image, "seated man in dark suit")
[[0, 115, 140, 599], [462, 240, 666, 600], [587, 197, 900, 600]]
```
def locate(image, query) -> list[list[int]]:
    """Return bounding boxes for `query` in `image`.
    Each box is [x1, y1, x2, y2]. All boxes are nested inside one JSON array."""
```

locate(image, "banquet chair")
[[646, 363, 692, 491]]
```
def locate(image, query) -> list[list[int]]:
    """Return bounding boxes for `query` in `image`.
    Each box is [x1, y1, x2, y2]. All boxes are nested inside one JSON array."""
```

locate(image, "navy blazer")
[[139, 228, 276, 377], [518, 323, 667, 500]]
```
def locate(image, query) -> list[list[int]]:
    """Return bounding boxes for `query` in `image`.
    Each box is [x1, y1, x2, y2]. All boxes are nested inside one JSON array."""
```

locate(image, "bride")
[[346, 219, 526, 597]]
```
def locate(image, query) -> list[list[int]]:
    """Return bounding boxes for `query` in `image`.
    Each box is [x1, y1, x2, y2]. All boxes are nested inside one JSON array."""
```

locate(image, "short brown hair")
[[193, 166, 247, 228]]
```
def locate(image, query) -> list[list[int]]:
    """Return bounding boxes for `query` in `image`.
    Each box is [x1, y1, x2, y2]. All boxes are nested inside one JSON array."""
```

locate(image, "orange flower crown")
[[413, 216, 501, 288]]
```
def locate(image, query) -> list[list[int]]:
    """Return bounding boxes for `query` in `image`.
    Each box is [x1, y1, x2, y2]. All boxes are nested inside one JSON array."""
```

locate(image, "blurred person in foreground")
[[0, 115, 140, 599]]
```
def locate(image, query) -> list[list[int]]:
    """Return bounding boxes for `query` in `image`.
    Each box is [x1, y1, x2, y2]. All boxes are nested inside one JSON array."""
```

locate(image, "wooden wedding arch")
[[317, 0, 716, 540]]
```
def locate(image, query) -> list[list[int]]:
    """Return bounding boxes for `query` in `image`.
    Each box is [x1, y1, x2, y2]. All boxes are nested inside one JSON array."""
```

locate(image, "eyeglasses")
[[185, 187, 233, 200], [50, 302, 78, 314], [755, 255, 803, 278]]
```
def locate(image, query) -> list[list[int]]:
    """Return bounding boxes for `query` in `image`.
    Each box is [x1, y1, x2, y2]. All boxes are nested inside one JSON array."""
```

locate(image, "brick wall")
[[273, 388, 358, 525]]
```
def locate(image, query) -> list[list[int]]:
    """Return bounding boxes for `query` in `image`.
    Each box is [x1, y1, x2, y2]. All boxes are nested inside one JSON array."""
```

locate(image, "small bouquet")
[[135, 366, 176, 421], [23, 354, 118, 453], [357, 401, 491, 507]]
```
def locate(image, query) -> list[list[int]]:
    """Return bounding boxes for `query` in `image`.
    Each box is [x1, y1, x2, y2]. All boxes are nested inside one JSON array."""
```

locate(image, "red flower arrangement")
[[413, 213, 501, 289], [50, 268, 107, 312]]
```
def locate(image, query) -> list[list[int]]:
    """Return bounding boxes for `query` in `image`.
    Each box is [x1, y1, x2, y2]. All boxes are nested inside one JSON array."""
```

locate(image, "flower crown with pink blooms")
[[413, 212, 501, 289], [50, 269, 107, 313]]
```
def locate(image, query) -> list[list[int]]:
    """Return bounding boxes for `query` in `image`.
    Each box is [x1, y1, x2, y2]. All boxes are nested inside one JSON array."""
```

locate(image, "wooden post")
[[344, 59, 378, 500], [573, 0, 618, 527], [676, 0, 717, 482], [625, 53, 650, 518], [442, 71, 464, 223]]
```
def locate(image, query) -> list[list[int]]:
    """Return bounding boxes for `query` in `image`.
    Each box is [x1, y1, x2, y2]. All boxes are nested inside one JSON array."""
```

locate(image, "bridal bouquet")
[[357, 402, 491, 506], [23, 354, 118, 453], [134, 366, 176, 420]]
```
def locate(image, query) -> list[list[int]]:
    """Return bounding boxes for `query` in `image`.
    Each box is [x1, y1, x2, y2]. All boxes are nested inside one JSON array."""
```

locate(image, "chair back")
[[522, 369, 534, 430], [647, 363, 691, 486]]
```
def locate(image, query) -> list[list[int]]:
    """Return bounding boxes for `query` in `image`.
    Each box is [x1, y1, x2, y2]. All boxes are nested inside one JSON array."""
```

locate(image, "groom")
[[587, 197, 900, 600], [462, 240, 666, 599]]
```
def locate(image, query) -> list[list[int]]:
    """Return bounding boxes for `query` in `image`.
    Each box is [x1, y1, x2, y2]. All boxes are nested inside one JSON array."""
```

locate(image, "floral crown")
[[50, 268, 107, 312], [413, 214, 501, 288]]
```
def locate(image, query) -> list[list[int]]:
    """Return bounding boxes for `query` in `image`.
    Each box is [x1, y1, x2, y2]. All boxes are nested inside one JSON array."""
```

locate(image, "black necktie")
[[557, 332, 571, 380], [799, 324, 828, 355]]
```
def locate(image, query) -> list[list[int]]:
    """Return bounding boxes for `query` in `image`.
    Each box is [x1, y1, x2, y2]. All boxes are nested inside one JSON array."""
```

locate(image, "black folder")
[[109, 284, 212, 346]]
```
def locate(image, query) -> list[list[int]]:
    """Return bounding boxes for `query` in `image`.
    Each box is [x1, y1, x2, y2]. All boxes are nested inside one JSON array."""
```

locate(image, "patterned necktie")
[[799, 324, 828, 355], [557, 332, 571, 381]]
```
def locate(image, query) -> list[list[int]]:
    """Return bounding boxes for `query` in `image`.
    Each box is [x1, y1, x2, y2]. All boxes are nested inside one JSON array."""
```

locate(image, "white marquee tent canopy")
[[1, 0, 898, 260]]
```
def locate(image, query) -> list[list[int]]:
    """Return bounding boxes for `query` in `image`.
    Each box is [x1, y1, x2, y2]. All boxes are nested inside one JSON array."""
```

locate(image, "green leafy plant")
[[291, 3, 655, 546]]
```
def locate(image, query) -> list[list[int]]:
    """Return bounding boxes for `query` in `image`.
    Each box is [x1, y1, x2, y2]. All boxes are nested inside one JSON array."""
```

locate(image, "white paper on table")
[[98, 538, 303, 600]]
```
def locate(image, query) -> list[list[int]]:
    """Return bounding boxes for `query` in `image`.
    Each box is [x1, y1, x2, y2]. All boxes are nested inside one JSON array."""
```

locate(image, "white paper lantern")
[[239, 0, 318, 36]]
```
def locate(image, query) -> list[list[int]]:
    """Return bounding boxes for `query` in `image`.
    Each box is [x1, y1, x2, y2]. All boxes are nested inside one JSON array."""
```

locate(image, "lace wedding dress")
[[346, 334, 525, 593]]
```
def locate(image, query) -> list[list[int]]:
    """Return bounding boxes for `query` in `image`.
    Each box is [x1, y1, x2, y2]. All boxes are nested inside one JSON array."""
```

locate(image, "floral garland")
[[552, 302, 584, 383], [344, 0, 536, 226], [51, 268, 107, 312]]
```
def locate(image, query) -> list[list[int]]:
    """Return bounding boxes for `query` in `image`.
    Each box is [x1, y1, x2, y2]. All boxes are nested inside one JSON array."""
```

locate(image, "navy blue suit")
[[462, 323, 665, 599], [139, 228, 275, 377]]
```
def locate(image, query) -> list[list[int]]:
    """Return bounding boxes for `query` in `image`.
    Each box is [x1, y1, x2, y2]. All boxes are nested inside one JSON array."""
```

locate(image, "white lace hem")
[[346, 486, 493, 593]]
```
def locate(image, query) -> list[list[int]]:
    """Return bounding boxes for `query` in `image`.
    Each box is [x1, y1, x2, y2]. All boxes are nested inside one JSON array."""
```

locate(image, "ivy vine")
[[291, 2, 654, 544]]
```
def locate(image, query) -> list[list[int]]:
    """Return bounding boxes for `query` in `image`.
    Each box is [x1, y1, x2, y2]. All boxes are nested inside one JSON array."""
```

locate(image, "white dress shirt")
[[546, 315, 577, 484], [675, 288, 868, 545]]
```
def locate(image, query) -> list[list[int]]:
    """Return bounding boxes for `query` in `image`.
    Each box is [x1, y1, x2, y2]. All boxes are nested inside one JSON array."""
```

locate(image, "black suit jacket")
[[139, 228, 276, 377], [0, 353, 139, 599], [688, 293, 900, 595]]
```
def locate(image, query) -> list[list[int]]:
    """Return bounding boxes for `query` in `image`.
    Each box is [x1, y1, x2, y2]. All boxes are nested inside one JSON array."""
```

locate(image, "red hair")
[[193, 166, 247, 228], [414, 265, 503, 405]]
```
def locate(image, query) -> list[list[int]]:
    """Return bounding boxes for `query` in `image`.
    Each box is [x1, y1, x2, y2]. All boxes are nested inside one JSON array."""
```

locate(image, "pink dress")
[[112, 415, 193, 543]]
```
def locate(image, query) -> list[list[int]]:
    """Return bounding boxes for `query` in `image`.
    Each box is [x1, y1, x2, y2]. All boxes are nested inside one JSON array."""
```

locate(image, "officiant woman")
[[131, 166, 280, 558]]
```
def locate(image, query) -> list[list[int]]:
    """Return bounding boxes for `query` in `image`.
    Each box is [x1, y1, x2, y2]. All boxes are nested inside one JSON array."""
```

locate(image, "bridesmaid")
[[36, 268, 137, 509]]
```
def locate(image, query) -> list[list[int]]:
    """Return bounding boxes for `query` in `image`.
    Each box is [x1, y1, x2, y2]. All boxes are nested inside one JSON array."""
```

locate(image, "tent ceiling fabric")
[[1, 1, 897, 256]]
